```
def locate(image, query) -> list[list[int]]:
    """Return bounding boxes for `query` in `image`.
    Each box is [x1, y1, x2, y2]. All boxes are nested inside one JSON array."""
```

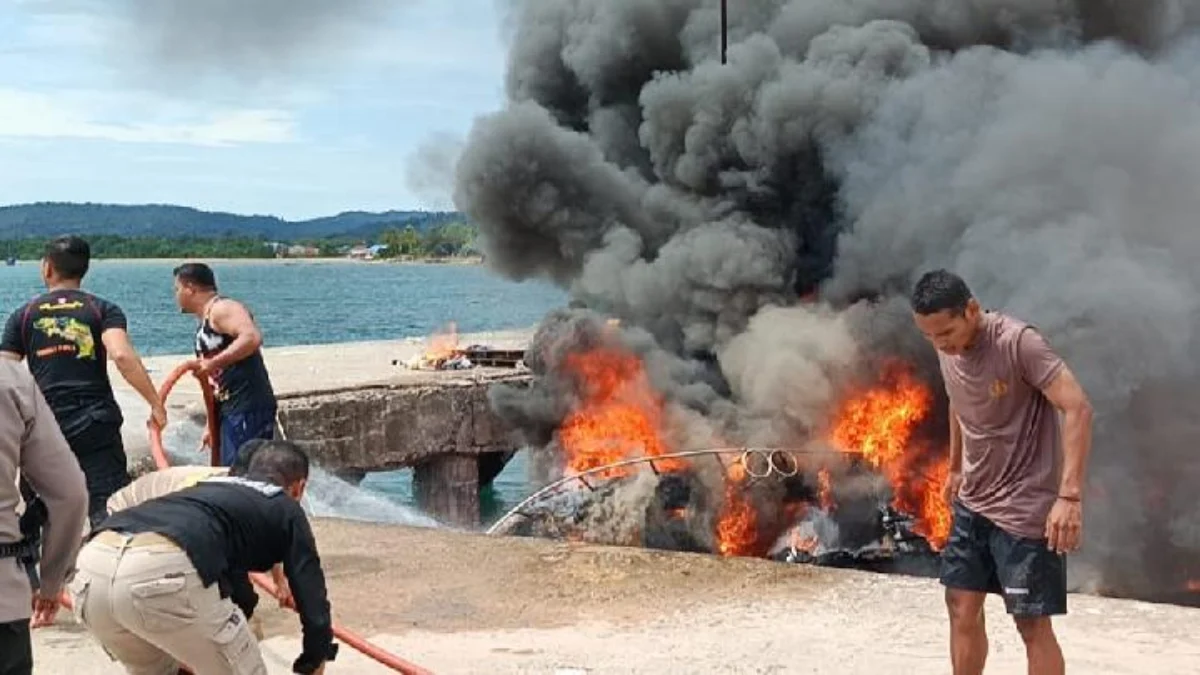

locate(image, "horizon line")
[[0, 200, 463, 222]]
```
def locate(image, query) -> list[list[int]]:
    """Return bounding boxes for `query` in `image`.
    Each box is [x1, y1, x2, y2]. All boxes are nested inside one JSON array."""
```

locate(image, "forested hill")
[[0, 202, 462, 240]]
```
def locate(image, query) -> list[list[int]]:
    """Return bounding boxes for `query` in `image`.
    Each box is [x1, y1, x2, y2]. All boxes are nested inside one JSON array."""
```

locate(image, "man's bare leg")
[[1013, 616, 1064, 675], [946, 588, 989, 675]]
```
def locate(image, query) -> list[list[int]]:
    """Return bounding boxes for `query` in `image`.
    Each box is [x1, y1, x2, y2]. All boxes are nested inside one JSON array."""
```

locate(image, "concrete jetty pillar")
[[413, 455, 481, 527]]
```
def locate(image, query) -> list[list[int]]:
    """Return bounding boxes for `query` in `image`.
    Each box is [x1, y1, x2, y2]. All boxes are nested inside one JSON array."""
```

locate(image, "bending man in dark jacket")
[[70, 441, 336, 675], [103, 439, 294, 635]]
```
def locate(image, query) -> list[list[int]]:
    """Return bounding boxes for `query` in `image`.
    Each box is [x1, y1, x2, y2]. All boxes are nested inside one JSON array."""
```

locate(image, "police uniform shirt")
[[0, 360, 88, 623]]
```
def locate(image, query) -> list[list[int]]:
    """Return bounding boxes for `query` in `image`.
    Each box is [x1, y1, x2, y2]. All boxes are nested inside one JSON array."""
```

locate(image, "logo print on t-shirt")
[[33, 317, 96, 359], [38, 298, 85, 312], [989, 379, 1009, 399]]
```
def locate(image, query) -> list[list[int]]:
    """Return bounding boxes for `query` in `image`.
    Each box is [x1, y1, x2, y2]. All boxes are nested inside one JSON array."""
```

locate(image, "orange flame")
[[789, 531, 820, 554], [817, 468, 836, 512], [716, 461, 759, 557], [422, 321, 460, 364], [918, 460, 953, 548], [829, 361, 951, 549], [557, 346, 684, 479]]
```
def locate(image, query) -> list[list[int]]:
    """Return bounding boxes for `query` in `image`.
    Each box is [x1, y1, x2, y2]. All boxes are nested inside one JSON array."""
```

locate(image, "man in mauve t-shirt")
[[910, 269, 1094, 675]]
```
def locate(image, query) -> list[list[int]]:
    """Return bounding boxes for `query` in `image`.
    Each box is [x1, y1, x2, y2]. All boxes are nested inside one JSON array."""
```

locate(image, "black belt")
[[0, 538, 41, 590], [0, 539, 33, 557]]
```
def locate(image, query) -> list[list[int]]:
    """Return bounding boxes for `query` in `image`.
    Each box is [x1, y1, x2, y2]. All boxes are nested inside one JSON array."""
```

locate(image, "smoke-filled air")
[[36, 0, 396, 85], [454, 0, 1200, 600]]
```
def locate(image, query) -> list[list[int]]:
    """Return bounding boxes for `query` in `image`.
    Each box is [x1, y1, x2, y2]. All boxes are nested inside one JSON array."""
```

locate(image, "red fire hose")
[[62, 359, 433, 675]]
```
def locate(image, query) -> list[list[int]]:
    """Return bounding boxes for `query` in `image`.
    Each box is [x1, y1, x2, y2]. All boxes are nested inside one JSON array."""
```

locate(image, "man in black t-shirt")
[[1, 236, 166, 527]]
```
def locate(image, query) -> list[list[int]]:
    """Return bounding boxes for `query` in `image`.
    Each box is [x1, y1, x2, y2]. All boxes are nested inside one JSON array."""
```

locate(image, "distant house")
[[368, 244, 389, 257], [347, 244, 372, 259], [286, 244, 320, 258]]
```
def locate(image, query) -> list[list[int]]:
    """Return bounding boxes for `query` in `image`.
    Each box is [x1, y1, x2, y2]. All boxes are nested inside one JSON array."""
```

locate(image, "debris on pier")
[[396, 321, 527, 370]]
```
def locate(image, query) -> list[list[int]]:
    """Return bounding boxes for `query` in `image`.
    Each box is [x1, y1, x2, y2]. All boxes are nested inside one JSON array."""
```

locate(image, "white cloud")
[[0, 88, 295, 146], [17, 8, 110, 50]]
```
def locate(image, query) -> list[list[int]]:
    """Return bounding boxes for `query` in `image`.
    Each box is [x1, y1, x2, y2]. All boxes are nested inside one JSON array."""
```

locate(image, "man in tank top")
[[172, 262, 278, 467], [910, 269, 1094, 675]]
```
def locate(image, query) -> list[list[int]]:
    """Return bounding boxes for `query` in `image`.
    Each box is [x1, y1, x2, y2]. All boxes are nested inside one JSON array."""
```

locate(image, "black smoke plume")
[[33, 0, 398, 86], [458, 0, 1200, 600]]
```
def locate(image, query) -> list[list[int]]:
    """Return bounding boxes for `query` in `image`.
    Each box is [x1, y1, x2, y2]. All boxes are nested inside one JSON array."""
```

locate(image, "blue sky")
[[0, 1, 508, 219]]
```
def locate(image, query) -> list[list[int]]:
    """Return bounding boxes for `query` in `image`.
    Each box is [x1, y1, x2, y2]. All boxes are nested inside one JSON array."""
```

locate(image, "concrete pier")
[[276, 370, 529, 526], [110, 328, 533, 526]]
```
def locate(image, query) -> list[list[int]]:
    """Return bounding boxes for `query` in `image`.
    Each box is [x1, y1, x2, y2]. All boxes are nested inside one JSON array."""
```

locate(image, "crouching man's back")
[[68, 440, 337, 675]]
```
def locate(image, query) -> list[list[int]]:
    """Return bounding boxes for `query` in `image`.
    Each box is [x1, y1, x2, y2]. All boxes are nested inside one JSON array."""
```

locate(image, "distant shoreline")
[[7, 256, 485, 266]]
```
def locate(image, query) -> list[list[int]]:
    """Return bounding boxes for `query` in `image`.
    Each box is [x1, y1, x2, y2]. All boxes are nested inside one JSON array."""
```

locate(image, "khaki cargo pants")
[[67, 530, 267, 675]]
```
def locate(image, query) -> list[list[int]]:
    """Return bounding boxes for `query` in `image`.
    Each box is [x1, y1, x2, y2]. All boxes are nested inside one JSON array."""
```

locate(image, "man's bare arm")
[[1040, 367, 1093, 500], [943, 402, 964, 504], [205, 300, 263, 369], [101, 328, 166, 426], [271, 562, 293, 608]]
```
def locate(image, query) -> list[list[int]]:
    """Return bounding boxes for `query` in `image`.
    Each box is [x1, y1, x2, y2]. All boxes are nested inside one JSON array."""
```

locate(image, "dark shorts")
[[219, 407, 277, 467], [69, 422, 130, 529], [0, 619, 32, 675], [940, 501, 1067, 616]]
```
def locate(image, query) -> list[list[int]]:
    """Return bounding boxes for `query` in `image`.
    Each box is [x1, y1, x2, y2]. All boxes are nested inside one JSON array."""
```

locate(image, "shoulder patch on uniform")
[[202, 476, 284, 497]]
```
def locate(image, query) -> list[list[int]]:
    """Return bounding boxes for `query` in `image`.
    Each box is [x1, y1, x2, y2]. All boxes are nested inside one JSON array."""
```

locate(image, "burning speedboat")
[[489, 441, 945, 578], [488, 312, 950, 562], [490, 438, 943, 579], [487, 316, 952, 579]]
